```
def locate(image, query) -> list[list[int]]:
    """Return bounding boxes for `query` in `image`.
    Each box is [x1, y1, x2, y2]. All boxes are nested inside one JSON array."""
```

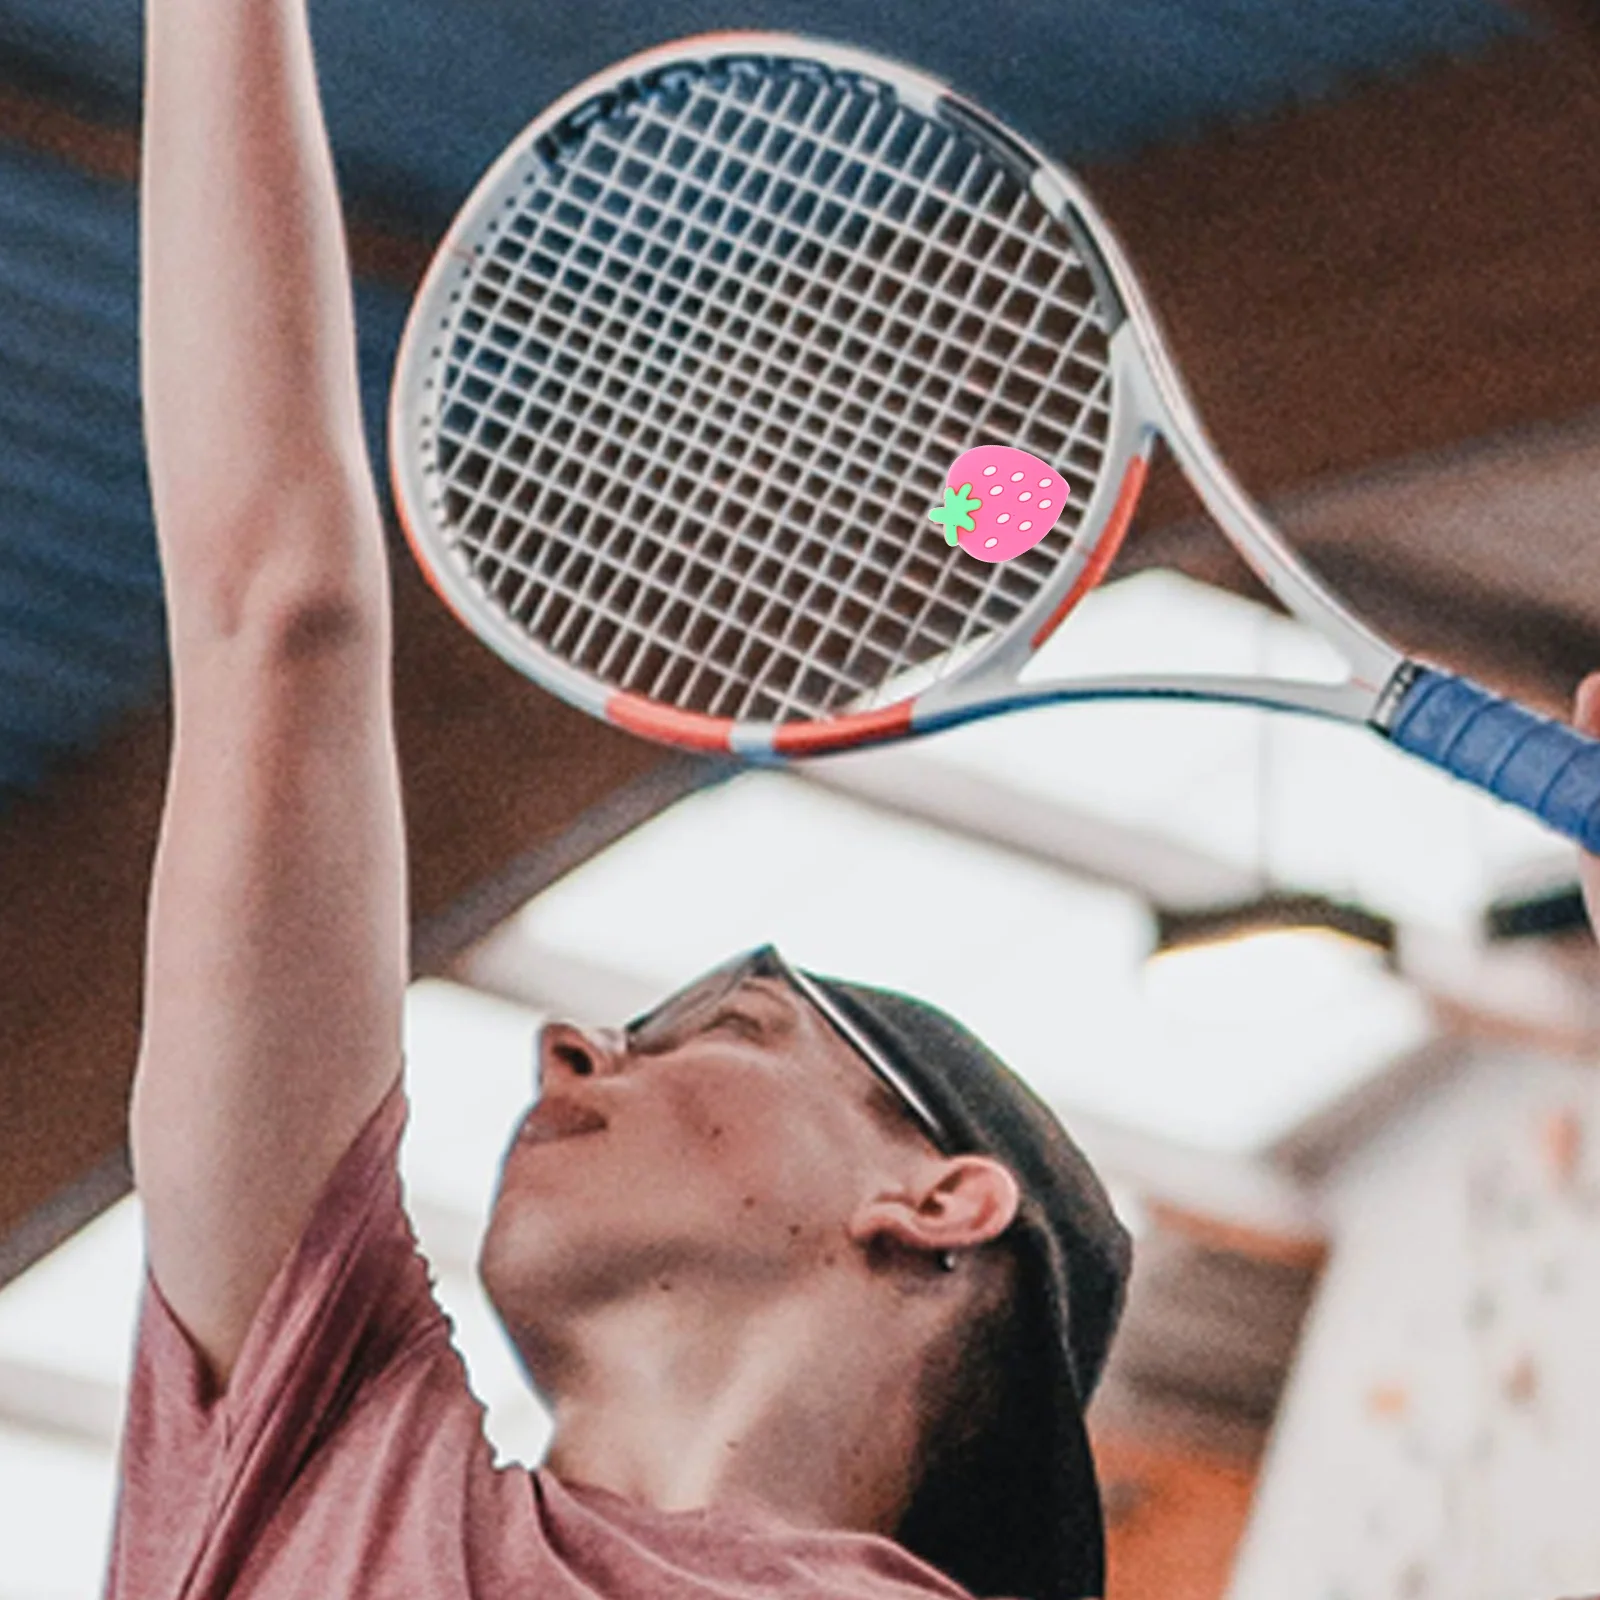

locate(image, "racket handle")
[[1387, 667, 1600, 851]]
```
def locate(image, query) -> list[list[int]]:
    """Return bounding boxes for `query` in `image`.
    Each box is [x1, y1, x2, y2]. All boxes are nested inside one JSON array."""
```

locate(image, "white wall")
[[1230, 1046, 1600, 1600]]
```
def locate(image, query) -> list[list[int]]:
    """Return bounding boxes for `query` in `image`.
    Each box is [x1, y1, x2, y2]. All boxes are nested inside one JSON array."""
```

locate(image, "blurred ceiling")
[[0, 0, 1523, 222]]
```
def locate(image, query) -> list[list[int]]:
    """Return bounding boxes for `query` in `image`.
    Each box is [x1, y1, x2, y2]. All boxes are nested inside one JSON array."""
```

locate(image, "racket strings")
[[444, 128, 1081, 723], [450, 91, 973, 716], [444, 76, 1100, 630], [562, 77, 981, 711], [442, 76, 950, 710], [441, 75, 1088, 713], [482, 90, 1108, 605], [463, 77, 1036, 661], [426, 55, 1114, 722], [587, 102, 1078, 712]]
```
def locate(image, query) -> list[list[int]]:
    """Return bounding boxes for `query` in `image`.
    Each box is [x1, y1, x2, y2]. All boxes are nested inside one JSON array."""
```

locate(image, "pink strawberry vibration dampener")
[[928, 445, 1070, 563]]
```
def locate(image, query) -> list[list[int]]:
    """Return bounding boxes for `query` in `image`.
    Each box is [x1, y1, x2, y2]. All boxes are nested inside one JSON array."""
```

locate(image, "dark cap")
[[805, 972, 1133, 1600]]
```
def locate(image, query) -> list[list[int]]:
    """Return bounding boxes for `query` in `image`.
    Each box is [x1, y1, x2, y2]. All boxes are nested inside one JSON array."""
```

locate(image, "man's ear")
[[847, 1155, 1020, 1258]]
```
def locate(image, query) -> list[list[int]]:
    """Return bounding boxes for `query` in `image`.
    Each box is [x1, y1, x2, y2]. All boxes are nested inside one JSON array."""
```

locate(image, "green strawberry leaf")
[[928, 482, 982, 545]]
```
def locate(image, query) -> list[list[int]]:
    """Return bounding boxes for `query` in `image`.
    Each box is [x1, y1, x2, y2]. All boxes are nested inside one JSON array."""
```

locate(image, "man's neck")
[[532, 1276, 931, 1537]]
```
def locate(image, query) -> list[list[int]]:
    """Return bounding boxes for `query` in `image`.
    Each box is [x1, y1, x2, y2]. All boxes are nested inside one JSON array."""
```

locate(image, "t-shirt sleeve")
[[105, 1073, 455, 1599]]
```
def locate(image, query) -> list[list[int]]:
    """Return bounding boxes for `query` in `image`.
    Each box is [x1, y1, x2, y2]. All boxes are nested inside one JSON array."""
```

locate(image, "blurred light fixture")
[[1155, 892, 1395, 961]]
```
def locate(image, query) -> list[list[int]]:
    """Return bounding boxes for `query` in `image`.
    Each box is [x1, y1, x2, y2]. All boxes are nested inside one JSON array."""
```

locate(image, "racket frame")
[[390, 32, 1410, 762]]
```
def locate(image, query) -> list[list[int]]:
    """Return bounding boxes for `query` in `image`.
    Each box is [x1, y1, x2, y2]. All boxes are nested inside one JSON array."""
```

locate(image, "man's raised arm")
[[132, 0, 407, 1387]]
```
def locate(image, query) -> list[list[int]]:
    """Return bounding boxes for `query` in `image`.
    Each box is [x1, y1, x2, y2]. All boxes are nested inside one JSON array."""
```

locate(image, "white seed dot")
[[1020, 520, 1032, 531], [1040, 478, 1052, 487], [997, 513, 1010, 524], [1019, 491, 1032, 502], [990, 486, 1003, 496], [1010, 471, 1024, 481], [983, 466, 997, 476], [984, 537, 999, 548], [1039, 499, 1052, 508]]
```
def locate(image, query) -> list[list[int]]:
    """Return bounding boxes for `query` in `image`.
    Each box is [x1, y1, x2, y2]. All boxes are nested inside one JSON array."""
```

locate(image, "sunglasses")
[[623, 946, 949, 1152]]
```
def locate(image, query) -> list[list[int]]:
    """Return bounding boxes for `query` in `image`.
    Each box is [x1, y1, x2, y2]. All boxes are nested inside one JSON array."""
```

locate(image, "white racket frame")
[[391, 33, 1411, 759]]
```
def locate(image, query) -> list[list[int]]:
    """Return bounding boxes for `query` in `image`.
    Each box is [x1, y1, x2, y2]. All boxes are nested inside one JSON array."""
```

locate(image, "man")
[[107, 4, 1129, 1599], [104, 4, 1600, 1600]]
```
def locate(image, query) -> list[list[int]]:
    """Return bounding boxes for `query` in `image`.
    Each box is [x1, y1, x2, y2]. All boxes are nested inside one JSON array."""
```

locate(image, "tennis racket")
[[389, 33, 1600, 851]]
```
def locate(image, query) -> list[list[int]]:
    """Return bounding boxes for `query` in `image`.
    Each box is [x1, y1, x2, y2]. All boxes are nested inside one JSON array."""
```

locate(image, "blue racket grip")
[[1387, 667, 1600, 851]]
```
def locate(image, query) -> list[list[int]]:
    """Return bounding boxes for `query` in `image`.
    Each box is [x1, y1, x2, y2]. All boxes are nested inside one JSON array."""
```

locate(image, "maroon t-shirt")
[[104, 1077, 971, 1600]]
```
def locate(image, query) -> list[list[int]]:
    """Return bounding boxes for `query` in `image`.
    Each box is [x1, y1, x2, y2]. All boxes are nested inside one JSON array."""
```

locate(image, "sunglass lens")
[[624, 960, 746, 1054]]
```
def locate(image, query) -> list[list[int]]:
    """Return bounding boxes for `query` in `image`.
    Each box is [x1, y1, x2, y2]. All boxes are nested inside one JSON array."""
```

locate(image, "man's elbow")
[[160, 483, 391, 665]]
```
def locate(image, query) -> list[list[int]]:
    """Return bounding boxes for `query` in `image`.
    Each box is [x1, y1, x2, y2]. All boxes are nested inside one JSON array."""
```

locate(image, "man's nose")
[[535, 1020, 627, 1091]]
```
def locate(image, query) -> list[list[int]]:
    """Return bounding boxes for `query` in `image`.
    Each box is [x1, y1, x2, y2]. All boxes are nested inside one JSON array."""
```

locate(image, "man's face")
[[478, 968, 933, 1373]]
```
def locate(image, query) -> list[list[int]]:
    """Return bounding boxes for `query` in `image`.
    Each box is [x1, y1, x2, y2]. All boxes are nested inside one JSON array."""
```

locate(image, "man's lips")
[[516, 1094, 609, 1148]]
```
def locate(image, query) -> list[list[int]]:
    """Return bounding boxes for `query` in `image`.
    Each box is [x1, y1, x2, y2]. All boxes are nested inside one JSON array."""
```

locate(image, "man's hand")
[[1575, 673, 1600, 940]]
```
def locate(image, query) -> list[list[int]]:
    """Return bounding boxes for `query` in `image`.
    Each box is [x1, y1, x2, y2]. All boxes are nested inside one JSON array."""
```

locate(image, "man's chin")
[[478, 1201, 606, 1311], [478, 1199, 551, 1287]]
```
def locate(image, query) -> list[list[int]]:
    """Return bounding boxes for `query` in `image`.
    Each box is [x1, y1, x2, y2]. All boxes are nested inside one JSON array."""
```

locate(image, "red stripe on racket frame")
[[1029, 453, 1150, 652], [771, 700, 916, 756], [610, 688, 915, 757], [608, 694, 741, 752]]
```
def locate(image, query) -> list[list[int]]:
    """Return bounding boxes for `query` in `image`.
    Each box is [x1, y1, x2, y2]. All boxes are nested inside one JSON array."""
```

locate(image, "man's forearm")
[[143, 0, 384, 645]]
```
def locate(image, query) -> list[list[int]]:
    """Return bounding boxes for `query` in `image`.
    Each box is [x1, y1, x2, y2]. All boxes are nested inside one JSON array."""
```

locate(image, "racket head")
[[389, 33, 1152, 756]]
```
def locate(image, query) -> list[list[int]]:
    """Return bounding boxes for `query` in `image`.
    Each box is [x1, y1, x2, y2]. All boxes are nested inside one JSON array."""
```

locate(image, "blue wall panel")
[[0, 0, 1523, 218], [0, 140, 409, 806]]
